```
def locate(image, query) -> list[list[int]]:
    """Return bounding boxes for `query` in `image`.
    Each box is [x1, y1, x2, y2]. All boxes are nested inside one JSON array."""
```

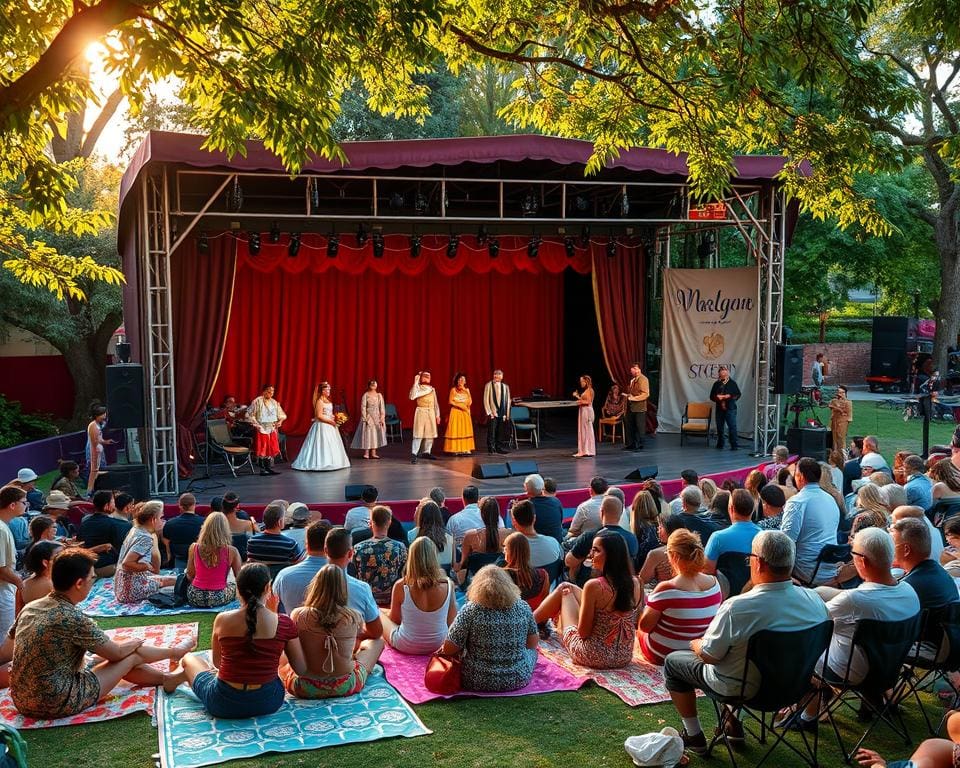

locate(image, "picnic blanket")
[[0, 622, 197, 729], [78, 577, 239, 617], [538, 635, 675, 707], [378, 645, 586, 704], [157, 657, 431, 768]]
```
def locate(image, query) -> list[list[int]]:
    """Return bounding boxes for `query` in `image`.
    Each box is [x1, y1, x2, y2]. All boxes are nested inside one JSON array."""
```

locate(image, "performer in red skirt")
[[246, 384, 287, 475]]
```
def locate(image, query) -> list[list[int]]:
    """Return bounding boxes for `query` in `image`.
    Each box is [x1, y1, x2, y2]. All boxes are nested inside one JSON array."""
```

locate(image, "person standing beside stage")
[[350, 380, 386, 460], [709, 365, 741, 451], [444, 373, 475, 456], [483, 369, 511, 455], [246, 384, 287, 475], [409, 371, 441, 464], [828, 385, 853, 454], [572, 375, 596, 458], [624, 362, 650, 452], [85, 404, 115, 497]]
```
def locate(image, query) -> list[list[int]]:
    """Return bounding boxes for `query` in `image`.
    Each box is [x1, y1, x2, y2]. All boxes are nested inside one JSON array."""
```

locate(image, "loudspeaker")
[[472, 463, 509, 479], [344, 484, 373, 502], [872, 316, 909, 348], [786, 427, 829, 460], [94, 463, 149, 500], [624, 465, 659, 481], [774, 344, 804, 394], [870, 346, 908, 380], [105, 364, 145, 429], [506, 460, 539, 477]]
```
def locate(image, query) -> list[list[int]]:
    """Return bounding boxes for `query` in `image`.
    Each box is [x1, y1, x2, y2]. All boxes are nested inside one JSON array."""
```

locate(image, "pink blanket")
[[379, 646, 586, 704]]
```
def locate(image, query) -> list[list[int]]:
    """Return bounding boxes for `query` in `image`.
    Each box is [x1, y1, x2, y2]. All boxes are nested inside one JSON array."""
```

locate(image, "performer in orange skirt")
[[444, 373, 475, 455]]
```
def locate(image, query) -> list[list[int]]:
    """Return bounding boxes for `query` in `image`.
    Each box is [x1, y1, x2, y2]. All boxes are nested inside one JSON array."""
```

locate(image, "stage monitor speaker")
[[94, 463, 149, 500], [472, 463, 509, 480], [625, 465, 659, 482], [105, 364, 145, 429], [774, 344, 804, 394], [344, 484, 374, 502], [786, 427, 829, 460], [506, 460, 539, 477]]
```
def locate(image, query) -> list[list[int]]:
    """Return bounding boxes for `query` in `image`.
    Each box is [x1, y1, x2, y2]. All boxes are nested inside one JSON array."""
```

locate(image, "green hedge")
[[0, 396, 58, 449]]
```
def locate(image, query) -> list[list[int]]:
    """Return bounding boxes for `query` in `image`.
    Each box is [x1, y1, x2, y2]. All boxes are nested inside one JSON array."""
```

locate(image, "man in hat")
[[15, 468, 44, 512], [282, 502, 317, 549], [43, 490, 77, 539], [409, 371, 441, 464]]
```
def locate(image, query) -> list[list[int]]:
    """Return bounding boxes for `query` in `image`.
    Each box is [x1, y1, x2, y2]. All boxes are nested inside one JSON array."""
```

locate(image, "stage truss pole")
[[141, 167, 180, 495]]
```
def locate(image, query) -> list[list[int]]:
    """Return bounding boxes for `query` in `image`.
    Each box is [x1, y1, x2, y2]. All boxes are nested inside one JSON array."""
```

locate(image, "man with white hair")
[[676, 485, 721, 546], [859, 436, 890, 476], [879, 482, 908, 513], [902, 454, 934, 512], [892, 505, 945, 564], [523, 473, 564, 543], [566, 495, 638, 583]]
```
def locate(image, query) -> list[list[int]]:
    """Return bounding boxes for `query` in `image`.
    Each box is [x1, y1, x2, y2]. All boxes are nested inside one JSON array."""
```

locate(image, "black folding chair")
[[704, 620, 834, 768], [462, 551, 503, 588], [819, 613, 922, 762], [900, 602, 960, 735], [799, 543, 852, 587], [716, 551, 752, 597]]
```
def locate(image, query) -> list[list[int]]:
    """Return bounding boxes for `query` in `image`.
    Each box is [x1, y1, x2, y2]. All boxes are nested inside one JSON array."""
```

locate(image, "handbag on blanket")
[[424, 651, 462, 694], [147, 573, 190, 610]]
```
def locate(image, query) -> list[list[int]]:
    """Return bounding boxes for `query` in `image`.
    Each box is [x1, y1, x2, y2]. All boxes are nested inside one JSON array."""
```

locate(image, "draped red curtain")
[[170, 235, 237, 426], [210, 260, 566, 434], [591, 241, 647, 386]]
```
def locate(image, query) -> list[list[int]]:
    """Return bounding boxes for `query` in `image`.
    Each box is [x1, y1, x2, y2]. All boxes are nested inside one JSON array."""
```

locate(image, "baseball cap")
[[288, 502, 310, 523], [17, 468, 38, 483]]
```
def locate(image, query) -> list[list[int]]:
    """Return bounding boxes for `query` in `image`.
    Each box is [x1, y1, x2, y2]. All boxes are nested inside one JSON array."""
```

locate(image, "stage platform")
[[181, 425, 758, 505]]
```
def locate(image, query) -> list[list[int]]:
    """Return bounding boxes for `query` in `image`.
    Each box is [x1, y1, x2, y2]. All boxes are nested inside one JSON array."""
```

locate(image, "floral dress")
[[114, 527, 161, 603], [447, 600, 538, 692], [351, 537, 408, 606], [9, 593, 109, 718]]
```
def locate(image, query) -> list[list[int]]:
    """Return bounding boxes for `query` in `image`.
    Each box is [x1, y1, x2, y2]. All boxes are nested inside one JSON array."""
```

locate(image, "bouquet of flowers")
[[335, 412, 349, 428]]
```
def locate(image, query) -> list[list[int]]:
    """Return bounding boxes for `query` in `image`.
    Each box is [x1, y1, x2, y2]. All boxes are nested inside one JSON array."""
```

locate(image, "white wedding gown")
[[291, 402, 351, 471]]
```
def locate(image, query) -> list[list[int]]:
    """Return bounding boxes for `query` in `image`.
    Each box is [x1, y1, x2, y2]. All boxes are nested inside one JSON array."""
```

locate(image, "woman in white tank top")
[[380, 538, 457, 654]]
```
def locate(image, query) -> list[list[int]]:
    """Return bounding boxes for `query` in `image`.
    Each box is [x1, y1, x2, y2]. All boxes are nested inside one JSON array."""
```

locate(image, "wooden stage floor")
[[180, 422, 758, 504]]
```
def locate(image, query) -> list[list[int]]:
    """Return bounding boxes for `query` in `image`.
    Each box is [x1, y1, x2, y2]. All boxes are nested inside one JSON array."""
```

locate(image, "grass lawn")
[[21, 612, 943, 768]]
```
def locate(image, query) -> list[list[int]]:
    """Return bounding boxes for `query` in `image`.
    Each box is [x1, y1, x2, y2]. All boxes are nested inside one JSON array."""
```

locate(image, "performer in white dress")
[[350, 379, 387, 459], [246, 384, 287, 476], [292, 382, 351, 472], [409, 371, 441, 464]]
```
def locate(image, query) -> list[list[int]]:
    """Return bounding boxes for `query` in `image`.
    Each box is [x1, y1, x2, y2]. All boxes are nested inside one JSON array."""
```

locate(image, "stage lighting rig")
[[574, 194, 590, 213], [477, 225, 488, 245], [227, 177, 243, 212], [288, 232, 301, 257], [269, 222, 281, 243], [621, 188, 630, 217], [521, 187, 539, 217], [410, 234, 421, 257], [447, 235, 460, 259], [327, 235, 339, 258], [414, 187, 428, 215], [606, 238, 617, 258], [564, 236, 576, 259], [389, 192, 405, 211], [198, 232, 209, 253], [248, 232, 261, 256], [310, 178, 321, 210], [372, 232, 385, 258], [488, 238, 500, 258], [357, 223, 369, 246], [580, 225, 591, 247], [528, 235, 541, 259]]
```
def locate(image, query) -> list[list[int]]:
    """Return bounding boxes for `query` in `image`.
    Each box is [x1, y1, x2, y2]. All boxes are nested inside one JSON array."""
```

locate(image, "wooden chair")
[[680, 401, 713, 446], [598, 414, 624, 443]]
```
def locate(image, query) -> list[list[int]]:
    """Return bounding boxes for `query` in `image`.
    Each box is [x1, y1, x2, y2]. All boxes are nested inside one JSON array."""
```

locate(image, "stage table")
[[514, 399, 580, 442]]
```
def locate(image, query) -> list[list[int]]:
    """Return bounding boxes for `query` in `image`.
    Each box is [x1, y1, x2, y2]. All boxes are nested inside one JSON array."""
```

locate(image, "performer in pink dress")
[[572, 375, 596, 458]]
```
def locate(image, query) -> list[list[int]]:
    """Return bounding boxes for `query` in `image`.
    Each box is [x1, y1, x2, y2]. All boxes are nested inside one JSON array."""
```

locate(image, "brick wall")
[[802, 342, 871, 387]]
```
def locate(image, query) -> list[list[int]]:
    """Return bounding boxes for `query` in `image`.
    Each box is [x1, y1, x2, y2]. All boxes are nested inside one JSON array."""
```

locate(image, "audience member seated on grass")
[[903, 454, 935, 512], [0, 487, 25, 639], [638, 529, 722, 666], [509, 499, 563, 568], [323, 528, 382, 640], [662, 531, 829, 754], [522, 474, 565, 543], [16, 540, 63, 614], [407, 500, 455, 570], [698, 478, 719, 509], [670, 470, 701, 513], [51, 460, 84, 501], [185, 513, 242, 608], [780, 458, 842, 585], [756, 485, 787, 531], [764, 445, 791, 481], [704, 489, 760, 589], [446, 485, 486, 549], [343, 486, 379, 532], [537, 531, 643, 670], [440, 565, 539, 692], [247, 503, 303, 578], [272, 521, 331, 612], [352, 505, 408, 607], [502, 532, 550, 611], [855, 740, 960, 768], [222, 492, 257, 561], [457, 497, 509, 581], [29, 514, 56, 545], [162, 493, 203, 571], [45, 490, 77, 539], [279, 564, 384, 699], [892, 506, 945, 562], [114, 502, 177, 604], [381, 538, 456, 655], [78, 490, 130, 577], [567, 476, 609, 538], [639, 512, 685, 587], [675, 486, 721, 546], [931, 458, 960, 506], [566, 496, 639, 585], [9, 548, 193, 720], [170, 563, 304, 718], [626, 490, 662, 570]]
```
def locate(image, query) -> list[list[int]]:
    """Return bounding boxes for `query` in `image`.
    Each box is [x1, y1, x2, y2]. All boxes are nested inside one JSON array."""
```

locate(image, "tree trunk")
[[932, 195, 960, 374], [61, 344, 106, 431], [819, 312, 828, 343]]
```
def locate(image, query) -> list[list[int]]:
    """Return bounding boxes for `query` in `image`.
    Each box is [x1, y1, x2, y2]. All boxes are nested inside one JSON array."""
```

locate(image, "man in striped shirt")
[[246, 503, 303, 578]]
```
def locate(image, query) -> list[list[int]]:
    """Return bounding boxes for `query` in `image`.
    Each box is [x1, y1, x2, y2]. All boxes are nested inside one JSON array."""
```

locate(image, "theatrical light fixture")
[[410, 234, 421, 257], [269, 222, 281, 243], [488, 237, 500, 258], [621, 188, 630, 217], [248, 232, 261, 256], [477, 225, 488, 245], [414, 187, 428, 215], [198, 231, 209, 253], [521, 187, 539, 217], [372, 232, 385, 258], [575, 194, 590, 213], [310, 178, 320, 210], [580, 225, 591, 247], [528, 235, 541, 259], [327, 235, 339, 258], [606, 238, 617, 258], [357, 223, 368, 246], [288, 232, 301, 258], [389, 192, 405, 211], [447, 234, 460, 259], [227, 177, 243, 212], [564, 236, 576, 259]]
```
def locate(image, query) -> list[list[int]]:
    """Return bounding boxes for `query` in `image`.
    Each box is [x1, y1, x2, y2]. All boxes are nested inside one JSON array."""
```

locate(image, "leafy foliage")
[[0, 395, 58, 449]]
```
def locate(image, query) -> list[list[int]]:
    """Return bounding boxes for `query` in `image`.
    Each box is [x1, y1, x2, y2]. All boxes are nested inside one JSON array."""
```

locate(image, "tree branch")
[[80, 88, 125, 157]]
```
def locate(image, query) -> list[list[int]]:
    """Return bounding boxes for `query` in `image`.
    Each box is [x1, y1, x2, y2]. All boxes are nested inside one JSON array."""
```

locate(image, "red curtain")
[[210, 262, 565, 434], [591, 241, 647, 386], [171, 235, 237, 427]]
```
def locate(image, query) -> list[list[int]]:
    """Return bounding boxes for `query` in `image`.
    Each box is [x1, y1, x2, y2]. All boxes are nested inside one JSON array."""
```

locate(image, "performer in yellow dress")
[[444, 373, 475, 455]]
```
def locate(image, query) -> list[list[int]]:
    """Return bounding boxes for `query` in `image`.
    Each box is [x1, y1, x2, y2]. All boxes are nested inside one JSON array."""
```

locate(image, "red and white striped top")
[[638, 580, 723, 666]]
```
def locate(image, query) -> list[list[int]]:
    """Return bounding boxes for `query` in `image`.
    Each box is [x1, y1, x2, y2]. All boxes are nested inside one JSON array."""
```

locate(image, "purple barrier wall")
[[0, 431, 91, 481]]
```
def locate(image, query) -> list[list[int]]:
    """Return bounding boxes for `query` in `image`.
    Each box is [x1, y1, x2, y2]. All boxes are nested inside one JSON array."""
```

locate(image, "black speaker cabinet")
[[624, 465, 659, 481], [786, 427, 829, 461], [344, 484, 373, 502], [94, 463, 149, 500], [472, 463, 509, 479], [506, 460, 539, 477], [774, 345, 804, 394], [870, 346, 908, 381], [105, 364, 145, 429]]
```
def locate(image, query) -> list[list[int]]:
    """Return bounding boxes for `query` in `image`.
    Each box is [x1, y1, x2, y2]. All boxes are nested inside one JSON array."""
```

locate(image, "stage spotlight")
[[372, 232, 385, 258], [447, 235, 460, 259], [477, 225, 488, 245], [621, 188, 630, 217], [528, 235, 541, 259], [521, 187, 539, 217], [410, 234, 421, 257], [564, 236, 576, 259], [357, 223, 368, 246], [327, 235, 339, 258], [288, 232, 301, 258], [269, 222, 281, 243], [414, 188, 428, 215], [606, 238, 617, 258], [575, 194, 590, 213], [389, 192, 405, 211], [580, 225, 591, 247], [227, 177, 243, 212], [488, 238, 500, 258], [310, 178, 320, 210], [248, 232, 261, 256], [198, 231, 209, 253]]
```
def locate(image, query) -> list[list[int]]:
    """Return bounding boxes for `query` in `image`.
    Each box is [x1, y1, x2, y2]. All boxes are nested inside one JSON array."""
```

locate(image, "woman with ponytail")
[[170, 563, 306, 718]]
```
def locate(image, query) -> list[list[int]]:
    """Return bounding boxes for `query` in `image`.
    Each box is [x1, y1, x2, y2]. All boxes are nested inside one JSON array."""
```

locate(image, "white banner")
[[658, 267, 759, 436]]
